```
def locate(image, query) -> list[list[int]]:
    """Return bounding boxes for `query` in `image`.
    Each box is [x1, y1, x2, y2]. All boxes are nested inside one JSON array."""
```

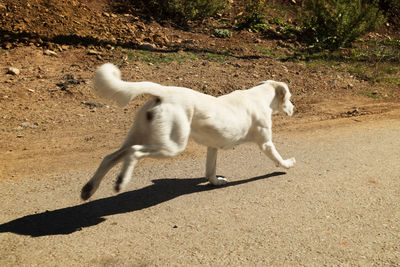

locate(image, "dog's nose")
[[287, 105, 294, 116]]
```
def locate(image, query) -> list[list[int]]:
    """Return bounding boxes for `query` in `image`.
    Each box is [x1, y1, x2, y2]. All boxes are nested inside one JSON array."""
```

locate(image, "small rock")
[[3, 42, 13, 49], [44, 49, 58, 57], [81, 102, 104, 109], [7, 67, 20, 75], [20, 122, 39, 129], [346, 107, 359, 116], [139, 43, 156, 51], [88, 49, 101, 55]]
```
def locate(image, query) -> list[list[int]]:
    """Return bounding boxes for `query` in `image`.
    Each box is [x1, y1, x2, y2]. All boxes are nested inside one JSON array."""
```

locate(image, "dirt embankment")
[[1, 0, 400, 180]]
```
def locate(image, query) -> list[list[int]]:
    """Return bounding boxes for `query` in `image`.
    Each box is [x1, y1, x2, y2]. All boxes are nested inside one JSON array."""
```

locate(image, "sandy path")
[[1, 116, 400, 266]]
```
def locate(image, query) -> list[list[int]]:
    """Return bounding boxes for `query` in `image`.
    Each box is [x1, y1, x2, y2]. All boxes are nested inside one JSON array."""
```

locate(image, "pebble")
[[139, 43, 157, 51], [3, 42, 13, 49], [44, 49, 58, 57], [88, 50, 101, 55], [20, 122, 39, 129], [7, 67, 20, 75]]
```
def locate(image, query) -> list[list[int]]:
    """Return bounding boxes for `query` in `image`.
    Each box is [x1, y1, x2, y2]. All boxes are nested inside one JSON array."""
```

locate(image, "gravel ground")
[[1, 114, 400, 266]]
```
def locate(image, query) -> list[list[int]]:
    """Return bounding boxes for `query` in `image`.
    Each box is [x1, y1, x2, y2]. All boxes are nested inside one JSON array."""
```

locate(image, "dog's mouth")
[[284, 107, 294, 116]]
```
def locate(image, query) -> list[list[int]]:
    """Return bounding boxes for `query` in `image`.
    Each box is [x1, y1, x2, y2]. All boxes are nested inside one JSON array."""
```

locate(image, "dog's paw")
[[208, 176, 228, 186], [81, 183, 94, 201], [281, 157, 296, 169], [114, 174, 124, 193]]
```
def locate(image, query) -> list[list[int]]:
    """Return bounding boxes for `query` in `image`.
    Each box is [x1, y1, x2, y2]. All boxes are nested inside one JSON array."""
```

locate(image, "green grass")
[[120, 49, 198, 65], [253, 45, 289, 60], [254, 45, 276, 58], [118, 48, 235, 65], [139, 50, 197, 65], [360, 91, 380, 99], [346, 61, 400, 85], [290, 38, 400, 87], [201, 51, 231, 63], [116, 37, 400, 88]]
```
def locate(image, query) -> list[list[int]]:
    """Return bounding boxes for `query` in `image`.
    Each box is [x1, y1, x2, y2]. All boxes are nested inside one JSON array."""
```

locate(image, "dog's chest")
[[190, 123, 249, 149]]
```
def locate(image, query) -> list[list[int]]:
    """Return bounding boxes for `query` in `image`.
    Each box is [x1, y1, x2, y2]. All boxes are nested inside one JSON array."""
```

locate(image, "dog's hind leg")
[[205, 147, 228, 185], [81, 147, 127, 200], [113, 141, 188, 192], [113, 144, 154, 192], [114, 150, 138, 192]]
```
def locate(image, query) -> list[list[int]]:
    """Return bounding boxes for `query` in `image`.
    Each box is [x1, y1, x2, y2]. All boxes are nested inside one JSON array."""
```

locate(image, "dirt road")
[[1, 113, 400, 266]]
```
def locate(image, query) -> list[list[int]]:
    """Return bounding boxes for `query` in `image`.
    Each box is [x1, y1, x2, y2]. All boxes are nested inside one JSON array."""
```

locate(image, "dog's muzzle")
[[284, 103, 294, 116]]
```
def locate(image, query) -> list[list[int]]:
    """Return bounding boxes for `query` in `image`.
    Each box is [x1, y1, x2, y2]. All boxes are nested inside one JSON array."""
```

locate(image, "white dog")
[[81, 63, 295, 200]]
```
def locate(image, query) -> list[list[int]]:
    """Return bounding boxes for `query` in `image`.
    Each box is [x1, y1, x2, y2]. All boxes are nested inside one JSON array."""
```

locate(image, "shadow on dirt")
[[1, 30, 265, 59], [0, 172, 284, 237]]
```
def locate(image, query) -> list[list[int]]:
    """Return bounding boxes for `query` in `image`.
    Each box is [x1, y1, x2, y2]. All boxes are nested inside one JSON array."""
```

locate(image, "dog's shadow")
[[0, 172, 284, 237]]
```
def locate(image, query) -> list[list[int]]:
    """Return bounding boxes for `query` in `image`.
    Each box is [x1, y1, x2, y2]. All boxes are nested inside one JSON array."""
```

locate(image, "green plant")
[[268, 16, 285, 26], [145, 0, 229, 25], [299, 0, 385, 51], [237, 0, 269, 32], [214, 29, 232, 38]]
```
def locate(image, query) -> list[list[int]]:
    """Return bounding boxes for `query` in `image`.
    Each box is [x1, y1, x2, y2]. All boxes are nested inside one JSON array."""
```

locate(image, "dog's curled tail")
[[94, 63, 165, 107]]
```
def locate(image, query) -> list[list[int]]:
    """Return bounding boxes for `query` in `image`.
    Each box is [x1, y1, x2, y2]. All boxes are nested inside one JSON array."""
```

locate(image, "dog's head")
[[267, 80, 294, 116]]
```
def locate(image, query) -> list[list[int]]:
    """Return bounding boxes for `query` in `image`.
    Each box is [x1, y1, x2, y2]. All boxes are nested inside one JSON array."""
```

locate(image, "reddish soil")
[[1, 0, 400, 180]]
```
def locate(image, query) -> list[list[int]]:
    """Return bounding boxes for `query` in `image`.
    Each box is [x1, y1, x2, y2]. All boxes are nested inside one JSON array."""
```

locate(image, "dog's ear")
[[269, 81, 288, 104]]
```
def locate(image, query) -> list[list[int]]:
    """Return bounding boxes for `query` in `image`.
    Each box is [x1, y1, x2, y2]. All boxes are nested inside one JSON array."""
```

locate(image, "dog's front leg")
[[206, 147, 228, 185], [258, 128, 295, 169], [261, 141, 296, 169]]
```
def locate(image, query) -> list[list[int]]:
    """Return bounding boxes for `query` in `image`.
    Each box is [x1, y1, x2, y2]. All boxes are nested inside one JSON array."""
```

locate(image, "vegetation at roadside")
[[119, 49, 232, 65], [298, 0, 385, 51], [135, 0, 229, 25], [118, 0, 400, 88], [295, 38, 400, 88], [236, 0, 269, 32], [214, 29, 232, 38], [119, 49, 198, 65]]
